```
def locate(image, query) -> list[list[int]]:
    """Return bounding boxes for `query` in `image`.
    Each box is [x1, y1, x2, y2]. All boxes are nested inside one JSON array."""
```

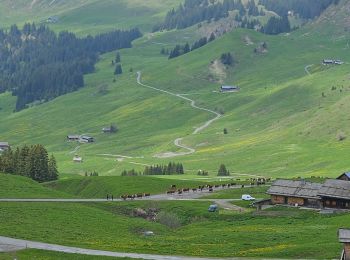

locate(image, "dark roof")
[[337, 172, 350, 179], [267, 179, 322, 199], [339, 228, 350, 243], [318, 179, 350, 200]]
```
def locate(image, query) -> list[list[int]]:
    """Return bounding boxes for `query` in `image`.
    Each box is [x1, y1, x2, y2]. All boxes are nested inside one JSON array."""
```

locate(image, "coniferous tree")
[[115, 52, 121, 63], [218, 164, 230, 176], [48, 155, 58, 181], [114, 64, 123, 75]]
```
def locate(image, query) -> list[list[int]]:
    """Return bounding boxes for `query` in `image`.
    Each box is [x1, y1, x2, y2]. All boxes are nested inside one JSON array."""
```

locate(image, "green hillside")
[[46, 176, 205, 198], [0, 173, 69, 198], [1, 0, 350, 180], [0, 0, 182, 34]]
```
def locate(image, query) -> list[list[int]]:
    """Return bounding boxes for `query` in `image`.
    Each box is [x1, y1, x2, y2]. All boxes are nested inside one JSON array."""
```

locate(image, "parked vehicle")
[[208, 204, 218, 212], [241, 194, 255, 201]]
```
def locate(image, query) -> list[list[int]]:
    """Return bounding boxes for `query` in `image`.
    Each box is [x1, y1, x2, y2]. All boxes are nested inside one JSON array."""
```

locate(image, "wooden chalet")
[[79, 135, 94, 143], [318, 179, 350, 209], [102, 127, 112, 133], [0, 142, 10, 152], [339, 228, 350, 260], [67, 135, 80, 141], [267, 179, 322, 208], [221, 85, 240, 92], [337, 173, 350, 181], [323, 59, 334, 65]]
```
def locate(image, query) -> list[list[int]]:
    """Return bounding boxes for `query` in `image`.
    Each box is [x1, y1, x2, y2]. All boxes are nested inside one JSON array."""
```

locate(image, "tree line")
[[153, 0, 246, 31], [0, 23, 141, 110], [0, 144, 58, 182], [168, 34, 215, 59], [258, 0, 339, 19], [121, 162, 185, 176]]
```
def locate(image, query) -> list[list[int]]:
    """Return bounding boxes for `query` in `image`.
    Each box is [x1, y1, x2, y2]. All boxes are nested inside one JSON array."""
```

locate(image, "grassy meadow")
[[2, 25, 350, 179], [0, 200, 346, 259]]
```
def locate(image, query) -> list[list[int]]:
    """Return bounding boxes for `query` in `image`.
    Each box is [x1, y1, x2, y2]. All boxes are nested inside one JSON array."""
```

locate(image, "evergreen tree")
[[48, 155, 58, 181], [114, 64, 123, 75], [218, 164, 230, 176], [115, 52, 121, 63]]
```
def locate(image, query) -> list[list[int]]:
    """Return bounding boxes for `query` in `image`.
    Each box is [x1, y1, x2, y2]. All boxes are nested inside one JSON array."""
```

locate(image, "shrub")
[[157, 212, 181, 229]]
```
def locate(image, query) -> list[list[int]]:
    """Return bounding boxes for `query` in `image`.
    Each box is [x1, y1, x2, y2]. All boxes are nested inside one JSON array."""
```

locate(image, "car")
[[208, 204, 218, 212], [241, 194, 255, 201]]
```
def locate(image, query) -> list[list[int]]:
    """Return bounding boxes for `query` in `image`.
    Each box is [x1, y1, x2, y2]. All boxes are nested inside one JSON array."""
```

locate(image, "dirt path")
[[304, 64, 313, 75], [0, 236, 230, 260], [136, 72, 221, 158], [69, 145, 80, 155]]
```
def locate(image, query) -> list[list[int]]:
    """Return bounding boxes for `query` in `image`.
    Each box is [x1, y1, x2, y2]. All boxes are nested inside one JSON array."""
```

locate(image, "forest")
[[0, 24, 142, 110], [0, 145, 58, 182], [258, 0, 340, 19]]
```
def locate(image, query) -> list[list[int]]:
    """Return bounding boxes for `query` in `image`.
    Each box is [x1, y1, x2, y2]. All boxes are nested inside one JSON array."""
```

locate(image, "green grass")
[[46, 176, 205, 198], [0, 250, 134, 260], [1, 2, 350, 180], [202, 186, 269, 200], [0, 0, 183, 34], [0, 201, 346, 259], [0, 173, 70, 198]]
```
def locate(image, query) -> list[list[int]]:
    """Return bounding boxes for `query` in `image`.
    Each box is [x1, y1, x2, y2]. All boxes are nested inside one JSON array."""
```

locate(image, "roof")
[[267, 179, 322, 199], [67, 135, 80, 138], [221, 85, 239, 89], [80, 135, 93, 139], [338, 172, 350, 179], [339, 228, 350, 243], [318, 179, 350, 200], [0, 142, 9, 146]]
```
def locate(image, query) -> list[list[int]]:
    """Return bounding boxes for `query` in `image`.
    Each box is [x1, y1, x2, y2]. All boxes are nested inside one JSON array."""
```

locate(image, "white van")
[[241, 194, 255, 201]]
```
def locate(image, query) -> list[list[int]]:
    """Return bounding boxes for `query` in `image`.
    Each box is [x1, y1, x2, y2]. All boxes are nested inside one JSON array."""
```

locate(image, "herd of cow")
[[119, 178, 271, 201]]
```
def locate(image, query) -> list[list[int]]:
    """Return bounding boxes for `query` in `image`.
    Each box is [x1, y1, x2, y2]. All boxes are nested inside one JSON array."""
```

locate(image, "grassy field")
[[0, 201, 346, 259], [45, 176, 206, 198], [0, 250, 134, 260], [2, 23, 350, 179], [0, 0, 183, 34], [202, 186, 269, 200], [0, 173, 70, 198]]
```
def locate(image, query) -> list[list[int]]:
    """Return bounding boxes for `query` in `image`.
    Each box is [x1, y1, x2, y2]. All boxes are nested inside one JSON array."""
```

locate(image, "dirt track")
[[136, 72, 221, 158]]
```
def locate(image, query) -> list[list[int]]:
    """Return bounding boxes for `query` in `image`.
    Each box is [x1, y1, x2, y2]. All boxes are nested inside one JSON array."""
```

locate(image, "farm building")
[[73, 156, 83, 163], [338, 228, 350, 260], [267, 179, 322, 208], [318, 179, 350, 209], [79, 135, 94, 143], [268, 178, 350, 210], [220, 85, 240, 92], [337, 172, 350, 181], [67, 135, 80, 141], [102, 127, 112, 133], [0, 142, 10, 152], [323, 59, 334, 65]]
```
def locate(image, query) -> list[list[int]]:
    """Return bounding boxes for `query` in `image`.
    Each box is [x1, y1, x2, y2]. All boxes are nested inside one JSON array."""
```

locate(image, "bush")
[[157, 212, 181, 229]]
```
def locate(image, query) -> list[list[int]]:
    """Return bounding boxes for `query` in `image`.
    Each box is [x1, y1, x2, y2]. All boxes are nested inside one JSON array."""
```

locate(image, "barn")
[[220, 85, 240, 92], [318, 179, 350, 209], [338, 228, 350, 260], [337, 172, 350, 181], [0, 142, 10, 152], [67, 135, 80, 141], [267, 179, 322, 208]]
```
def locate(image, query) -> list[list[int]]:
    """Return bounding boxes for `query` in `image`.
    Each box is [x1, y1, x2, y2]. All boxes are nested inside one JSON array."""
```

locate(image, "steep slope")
[[0, 0, 183, 34]]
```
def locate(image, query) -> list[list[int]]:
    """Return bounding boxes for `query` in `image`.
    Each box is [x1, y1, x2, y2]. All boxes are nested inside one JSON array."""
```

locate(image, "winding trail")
[[304, 64, 313, 75], [136, 72, 222, 158]]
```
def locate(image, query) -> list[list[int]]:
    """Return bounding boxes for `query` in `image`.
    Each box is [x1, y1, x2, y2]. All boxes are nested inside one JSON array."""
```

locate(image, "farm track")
[[304, 64, 313, 75], [136, 72, 221, 158], [0, 236, 305, 260]]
